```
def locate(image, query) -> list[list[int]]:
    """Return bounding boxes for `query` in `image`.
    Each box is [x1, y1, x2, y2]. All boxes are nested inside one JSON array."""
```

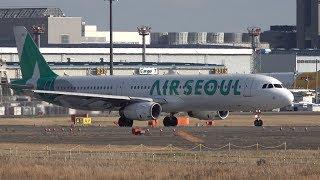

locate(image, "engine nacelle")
[[188, 111, 229, 120], [122, 102, 162, 121]]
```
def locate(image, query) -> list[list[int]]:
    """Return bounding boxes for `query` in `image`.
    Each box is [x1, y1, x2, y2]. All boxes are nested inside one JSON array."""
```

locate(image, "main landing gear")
[[253, 110, 263, 127], [118, 116, 133, 127], [163, 114, 178, 127]]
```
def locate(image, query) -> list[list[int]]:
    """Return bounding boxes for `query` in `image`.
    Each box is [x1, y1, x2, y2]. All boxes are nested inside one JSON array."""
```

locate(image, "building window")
[[61, 34, 70, 44]]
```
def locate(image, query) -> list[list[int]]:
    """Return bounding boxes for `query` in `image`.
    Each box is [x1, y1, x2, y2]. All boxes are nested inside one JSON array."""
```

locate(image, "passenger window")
[[262, 84, 267, 89], [268, 84, 274, 88]]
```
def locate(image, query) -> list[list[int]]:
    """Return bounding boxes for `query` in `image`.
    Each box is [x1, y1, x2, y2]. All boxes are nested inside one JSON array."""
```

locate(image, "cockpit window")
[[274, 84, 283, 88], [262, 84, 267, 89], [267, 84, 274, 88]]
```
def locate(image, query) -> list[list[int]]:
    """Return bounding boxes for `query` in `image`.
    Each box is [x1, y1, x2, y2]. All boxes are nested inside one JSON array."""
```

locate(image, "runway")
[[0, 125, 319, 150]]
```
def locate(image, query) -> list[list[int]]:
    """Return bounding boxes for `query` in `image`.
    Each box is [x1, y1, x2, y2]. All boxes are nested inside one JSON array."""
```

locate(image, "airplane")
[[8, 26, 294, 127]]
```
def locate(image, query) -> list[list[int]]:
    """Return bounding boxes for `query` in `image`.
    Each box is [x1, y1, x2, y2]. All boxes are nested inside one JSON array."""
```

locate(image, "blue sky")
[[0, 0, 296, 32]]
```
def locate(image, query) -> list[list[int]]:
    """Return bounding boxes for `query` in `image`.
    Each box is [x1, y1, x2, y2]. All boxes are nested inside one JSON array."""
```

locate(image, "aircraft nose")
[[282, 90, 294, 106]]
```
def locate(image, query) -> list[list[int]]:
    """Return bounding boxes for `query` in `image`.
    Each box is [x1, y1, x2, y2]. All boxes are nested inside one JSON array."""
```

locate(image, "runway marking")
[[176, 130, 204, 143]]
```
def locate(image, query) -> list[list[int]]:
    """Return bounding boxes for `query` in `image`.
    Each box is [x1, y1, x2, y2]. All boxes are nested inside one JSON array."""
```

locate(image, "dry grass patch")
[[0, 145, 320, 180]]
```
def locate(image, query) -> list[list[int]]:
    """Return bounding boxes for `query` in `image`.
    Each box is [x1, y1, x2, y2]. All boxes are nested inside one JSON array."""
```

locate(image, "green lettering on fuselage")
[[149, 79, 242, 96], [170, 80, 180, 95], [204, 80, 218, 95], [195, 80, 204, 95], [233, 80, 241, 95], [183, 80, 194, 95], [162, 80, 169, 95], [220, 80, 233, 96], [150, 80, 161, 95]]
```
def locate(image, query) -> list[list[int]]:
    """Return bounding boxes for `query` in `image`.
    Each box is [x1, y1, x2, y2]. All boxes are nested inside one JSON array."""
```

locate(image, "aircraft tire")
[[254, 119, 263, 127], [118, 117, 133, 127], [170, 116, 178, 126], [163, 116, 178, 127], [258, 120, 263, 126], [163, 116, 171, 127]]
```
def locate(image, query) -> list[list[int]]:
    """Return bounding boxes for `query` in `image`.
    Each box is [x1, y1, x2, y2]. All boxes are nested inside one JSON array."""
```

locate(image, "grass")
[[0, 144, 320, 179]]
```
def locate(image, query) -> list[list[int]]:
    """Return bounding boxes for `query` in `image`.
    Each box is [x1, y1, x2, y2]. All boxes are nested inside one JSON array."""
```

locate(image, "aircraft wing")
[[31, 90, 154, 110]]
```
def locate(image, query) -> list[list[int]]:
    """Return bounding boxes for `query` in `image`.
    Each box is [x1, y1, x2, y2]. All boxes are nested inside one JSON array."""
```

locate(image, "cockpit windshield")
[[274, 84, 283, 88], [262, 84, 267, 89], [267, 84, 274, 88], [262, 84, 283, 89]]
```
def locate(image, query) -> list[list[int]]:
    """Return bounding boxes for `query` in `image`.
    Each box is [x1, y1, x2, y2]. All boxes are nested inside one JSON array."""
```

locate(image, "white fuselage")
[[45, 74, 294, 112]]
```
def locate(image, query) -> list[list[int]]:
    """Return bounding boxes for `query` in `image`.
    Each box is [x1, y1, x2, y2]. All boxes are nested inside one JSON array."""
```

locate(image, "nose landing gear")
[[253, 110, 263, 127]]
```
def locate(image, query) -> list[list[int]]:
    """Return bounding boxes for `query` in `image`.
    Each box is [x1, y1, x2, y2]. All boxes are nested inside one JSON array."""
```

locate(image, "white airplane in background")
[[9, 26, 294, 127]]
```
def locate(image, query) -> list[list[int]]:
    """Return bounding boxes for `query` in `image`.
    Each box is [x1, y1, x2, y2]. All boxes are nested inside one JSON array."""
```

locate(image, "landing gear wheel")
[[118, 116, 133, 127], [254, 119, 263, 127], [163, 117, 171, 127], [163, 116, 178, 127]]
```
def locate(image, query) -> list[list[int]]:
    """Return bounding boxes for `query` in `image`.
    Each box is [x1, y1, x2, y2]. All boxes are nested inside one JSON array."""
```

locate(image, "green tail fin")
[[13, 26, 57, 85]]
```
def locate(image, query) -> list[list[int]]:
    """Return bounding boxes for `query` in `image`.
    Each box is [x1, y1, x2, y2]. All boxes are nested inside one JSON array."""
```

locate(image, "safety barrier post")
[[256, 143, 259, 151], [45, 145, 49, 156], [140, 144, 143, 153], [152, 153, 155, 163], [199, 144, 202, 152], [284, 142, 287, 151], [107, 144, 111, 157], [228, 142, 231, 152], [194, 154, 197, 164]]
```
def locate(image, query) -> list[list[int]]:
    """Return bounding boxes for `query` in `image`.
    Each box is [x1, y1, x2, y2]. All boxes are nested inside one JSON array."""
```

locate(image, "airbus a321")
[[9, 26, 294, 127]]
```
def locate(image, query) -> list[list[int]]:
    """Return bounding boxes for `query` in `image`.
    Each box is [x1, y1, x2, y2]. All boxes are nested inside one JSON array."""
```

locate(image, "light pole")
[[316, 59, 319, 103], [106, 0, 118, 75], [137, 26, 151, 63], [31, 25, 45, 48], [247, 27, 261, 73]]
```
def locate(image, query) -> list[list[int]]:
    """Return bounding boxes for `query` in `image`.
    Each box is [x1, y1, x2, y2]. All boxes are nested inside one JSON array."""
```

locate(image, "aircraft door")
[[243, 78, 254, 97]]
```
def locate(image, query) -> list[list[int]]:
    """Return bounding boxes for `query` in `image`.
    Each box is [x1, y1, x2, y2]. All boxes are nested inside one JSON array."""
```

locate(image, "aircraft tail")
[[13, 26, 57, 86]]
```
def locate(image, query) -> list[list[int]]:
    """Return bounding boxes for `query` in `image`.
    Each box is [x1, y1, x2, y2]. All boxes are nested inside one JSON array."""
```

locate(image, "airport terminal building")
[[0, 47, 251, 79], [261, 49, 320, 73]]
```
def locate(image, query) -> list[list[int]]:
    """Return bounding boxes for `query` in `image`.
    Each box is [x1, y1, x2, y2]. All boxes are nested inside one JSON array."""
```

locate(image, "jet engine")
[[121, 102, 162, 120], [188, 111, 229, 120]]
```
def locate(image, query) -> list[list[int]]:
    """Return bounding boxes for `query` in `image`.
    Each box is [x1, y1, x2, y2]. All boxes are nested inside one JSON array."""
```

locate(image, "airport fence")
[[1, 142, 320, 166], [0, 142, 289, 158]]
